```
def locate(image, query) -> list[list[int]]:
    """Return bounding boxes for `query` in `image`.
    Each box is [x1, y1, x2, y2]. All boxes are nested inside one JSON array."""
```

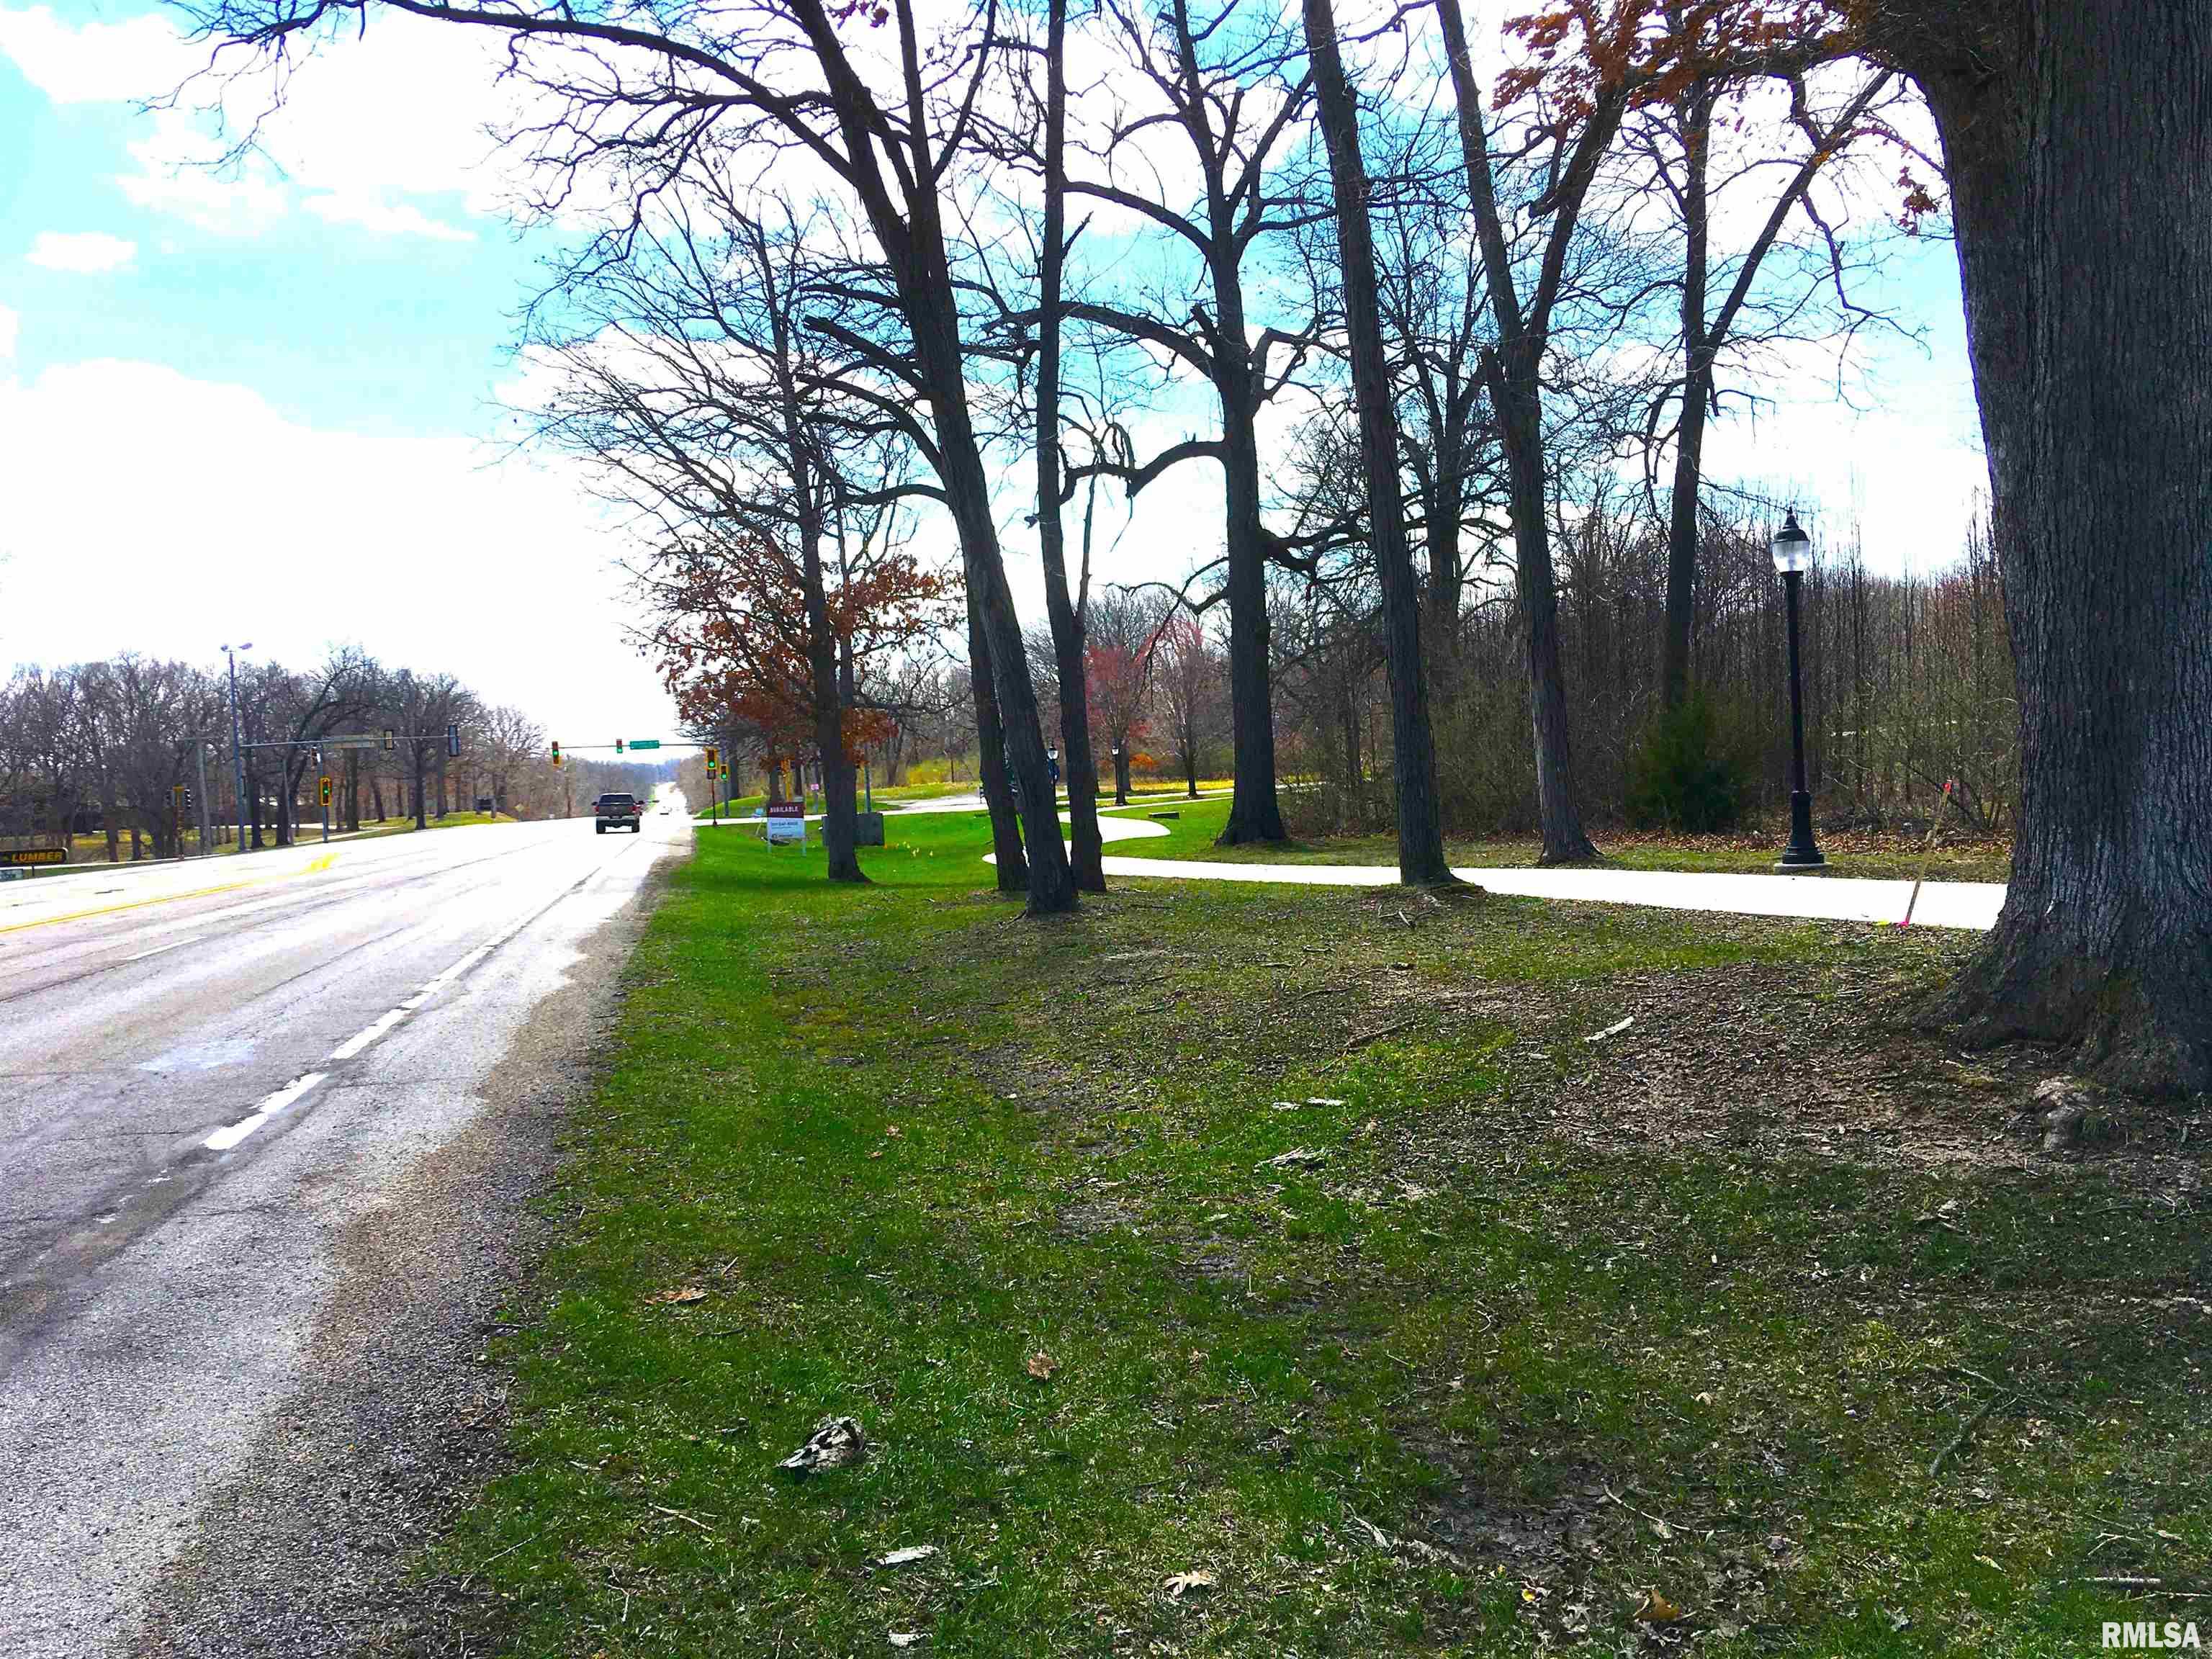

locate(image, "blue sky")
[[1, 42, 529, 436], [0, 0, 1990, 745], [0, 1, 683, 745]]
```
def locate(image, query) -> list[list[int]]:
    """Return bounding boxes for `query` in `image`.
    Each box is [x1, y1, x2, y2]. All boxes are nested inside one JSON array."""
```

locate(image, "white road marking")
[[425, 943, 493, 987], [124, 935, 198, 963], [204, 1071, 327, 1152], [323, 938, 500, 1064], [328, 1007, 408, 1061], [195, 886, 570, 1156]]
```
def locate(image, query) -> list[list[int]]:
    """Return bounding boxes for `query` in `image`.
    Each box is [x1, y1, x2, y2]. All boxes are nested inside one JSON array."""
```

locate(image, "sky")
[[0, 1, 1992, 743]]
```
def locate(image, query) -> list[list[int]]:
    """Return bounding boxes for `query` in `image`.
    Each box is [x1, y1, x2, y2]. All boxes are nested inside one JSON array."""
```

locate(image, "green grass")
[[431, 809, 2203, 1655]]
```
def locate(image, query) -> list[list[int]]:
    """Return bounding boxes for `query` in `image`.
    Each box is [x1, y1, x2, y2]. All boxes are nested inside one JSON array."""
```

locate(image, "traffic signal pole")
[[223, 645, 251, 855], [194, 742, 214, 857]]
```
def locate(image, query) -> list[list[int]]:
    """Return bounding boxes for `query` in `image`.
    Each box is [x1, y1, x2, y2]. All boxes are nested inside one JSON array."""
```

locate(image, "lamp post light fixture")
[[220, 642, 253, 855], [1769, 513, 1825, 870]]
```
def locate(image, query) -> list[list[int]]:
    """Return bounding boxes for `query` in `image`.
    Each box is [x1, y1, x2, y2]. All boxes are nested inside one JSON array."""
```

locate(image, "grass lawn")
[[1102, 798, 2014, 884], [431, 809, 2206, 1655]]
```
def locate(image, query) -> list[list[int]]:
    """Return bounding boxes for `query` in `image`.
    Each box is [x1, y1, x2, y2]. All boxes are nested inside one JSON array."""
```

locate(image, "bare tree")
[[1300, 0, 1451, 884], [1059, 0, 1321, 845], [1619, 47, 1900, 711], [181, 0, 1077, 914], [1150, 610, 1226, 798], [1435, 0, 1615, 864]]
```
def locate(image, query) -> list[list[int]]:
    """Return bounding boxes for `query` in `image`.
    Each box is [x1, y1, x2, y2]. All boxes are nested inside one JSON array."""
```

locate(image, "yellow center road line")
[[0, 877, 264, 935], [0, 850, 343, 937]]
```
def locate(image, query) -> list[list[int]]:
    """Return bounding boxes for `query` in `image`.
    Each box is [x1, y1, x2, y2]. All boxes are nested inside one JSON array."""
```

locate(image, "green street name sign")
[[626, 739, 662, 750]]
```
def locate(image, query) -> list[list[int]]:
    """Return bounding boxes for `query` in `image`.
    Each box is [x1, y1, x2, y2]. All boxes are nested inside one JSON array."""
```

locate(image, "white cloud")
[[25, 231, 137, 272], [0, 5, 200, 103], [0, 358, 677, 734], [116, 111, 289, 236], [304, 192, 475, 244], [0, 4, 513, 243]]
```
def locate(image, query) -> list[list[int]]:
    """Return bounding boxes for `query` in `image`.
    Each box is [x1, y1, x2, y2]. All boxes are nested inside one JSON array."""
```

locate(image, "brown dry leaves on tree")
[[655, 529, 954, 765], [1501, 0, 1940, 224]]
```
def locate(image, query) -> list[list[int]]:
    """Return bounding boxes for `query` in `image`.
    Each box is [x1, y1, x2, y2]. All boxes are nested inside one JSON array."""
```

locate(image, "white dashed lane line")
[[203, 1071, 328, 1153], [198, 937, 500, 1151], [326, 1008, 407, 1062], [192, 852, 617, 1157]]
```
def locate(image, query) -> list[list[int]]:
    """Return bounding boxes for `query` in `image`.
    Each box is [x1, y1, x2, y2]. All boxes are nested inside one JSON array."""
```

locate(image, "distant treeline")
[[0, 649, 663, 861]]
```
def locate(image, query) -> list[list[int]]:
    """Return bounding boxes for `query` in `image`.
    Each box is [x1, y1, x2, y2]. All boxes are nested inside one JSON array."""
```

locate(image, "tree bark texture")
[[1897, 0, 2212, 1092], [1034, 0, 1107, 892], [1213, 291, 1290, 848], [1660, 80, 1714, 714], [967, 591, 1029, 894]]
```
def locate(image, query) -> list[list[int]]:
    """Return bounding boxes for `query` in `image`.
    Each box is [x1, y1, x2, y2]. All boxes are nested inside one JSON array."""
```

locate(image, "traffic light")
[[446, 722, 461, 757], [182, 786, 195, 812], [319, 775, 333, 806], [704, 745, 719, 768], [719, 761, 730, 779], [551, 740, 562, 768], [615, 738, 625, 755], [381, 729, 395, 752]]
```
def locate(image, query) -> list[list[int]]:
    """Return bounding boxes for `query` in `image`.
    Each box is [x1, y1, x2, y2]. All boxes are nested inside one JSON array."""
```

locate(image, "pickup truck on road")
[[594, 792, 644, 834]]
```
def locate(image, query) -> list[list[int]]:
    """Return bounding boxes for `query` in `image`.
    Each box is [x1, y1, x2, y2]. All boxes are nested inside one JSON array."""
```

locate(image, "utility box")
[[855, 811, 886, 848]]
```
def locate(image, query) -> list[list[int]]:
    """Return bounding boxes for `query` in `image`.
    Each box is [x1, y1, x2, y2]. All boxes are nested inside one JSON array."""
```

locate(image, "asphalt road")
[[0, 803, 688, 1656]]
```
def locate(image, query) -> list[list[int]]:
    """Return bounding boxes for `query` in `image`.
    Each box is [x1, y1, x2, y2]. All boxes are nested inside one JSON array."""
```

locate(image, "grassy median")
[[432, 811, 2208, 1655]]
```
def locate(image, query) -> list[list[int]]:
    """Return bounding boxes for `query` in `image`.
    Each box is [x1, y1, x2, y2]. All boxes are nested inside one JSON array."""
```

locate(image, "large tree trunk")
[[1213, 285, 1289, 847], [1498, 390, 1599, 864], [898, 235, 1071, 913], [806, 565, 863, 884], [960, 505, 1074, 916], [1437, 0, 1599, 866], [1660, 367, 1709, 711], [1303, 0, 1453, 885], [968, 592, 1029, 894], [1906, 3, 2212, 1092], [1033, 0, 1106, 894], [779, 304, 864, 885], [1660, 79, 1714, 714]]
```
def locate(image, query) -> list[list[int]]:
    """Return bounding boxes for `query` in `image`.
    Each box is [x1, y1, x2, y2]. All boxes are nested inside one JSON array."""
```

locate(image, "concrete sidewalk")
[[721, 799, 2003, 932], [1092, 854, 2005, 930]]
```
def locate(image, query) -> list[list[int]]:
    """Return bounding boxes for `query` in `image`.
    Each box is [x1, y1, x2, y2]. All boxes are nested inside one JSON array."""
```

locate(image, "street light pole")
[[221, 642, 253, 855], [1770, 514, 1825, 869]]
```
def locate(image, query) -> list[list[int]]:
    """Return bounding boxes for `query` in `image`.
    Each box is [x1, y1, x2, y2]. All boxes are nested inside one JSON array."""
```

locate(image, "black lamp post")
[[1771, 511, 1825, 869]]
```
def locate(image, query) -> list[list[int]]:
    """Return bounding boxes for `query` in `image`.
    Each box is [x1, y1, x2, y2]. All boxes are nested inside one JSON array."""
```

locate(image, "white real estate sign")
[[765, 801, 806, 846]]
